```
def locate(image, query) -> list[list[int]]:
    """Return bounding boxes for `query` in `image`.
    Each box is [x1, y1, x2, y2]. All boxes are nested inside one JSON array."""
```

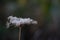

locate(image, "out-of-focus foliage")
[[0, 0, 60, 40]]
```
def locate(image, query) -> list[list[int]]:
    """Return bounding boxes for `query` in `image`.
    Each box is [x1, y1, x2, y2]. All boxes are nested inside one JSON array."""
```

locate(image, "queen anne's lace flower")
[[6, 16, 38, 28]]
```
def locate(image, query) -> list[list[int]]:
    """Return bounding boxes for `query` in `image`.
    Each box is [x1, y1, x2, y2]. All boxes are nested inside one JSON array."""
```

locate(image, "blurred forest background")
[[0, 0, 60, 40]]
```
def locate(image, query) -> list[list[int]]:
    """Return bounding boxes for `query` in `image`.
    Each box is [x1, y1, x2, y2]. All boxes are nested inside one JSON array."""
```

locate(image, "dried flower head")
[[6, 16, 38, 28]]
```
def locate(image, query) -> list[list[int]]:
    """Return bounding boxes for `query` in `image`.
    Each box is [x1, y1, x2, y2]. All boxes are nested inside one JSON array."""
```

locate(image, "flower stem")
[[19, 27, 21, 40]]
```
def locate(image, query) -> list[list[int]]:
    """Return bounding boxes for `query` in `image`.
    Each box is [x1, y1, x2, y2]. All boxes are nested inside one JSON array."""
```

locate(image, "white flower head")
[[6, 16, 38, 28]]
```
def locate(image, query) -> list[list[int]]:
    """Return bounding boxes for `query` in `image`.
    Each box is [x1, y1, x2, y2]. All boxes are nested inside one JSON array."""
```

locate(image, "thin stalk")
[[19, 27, 21, 40]]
